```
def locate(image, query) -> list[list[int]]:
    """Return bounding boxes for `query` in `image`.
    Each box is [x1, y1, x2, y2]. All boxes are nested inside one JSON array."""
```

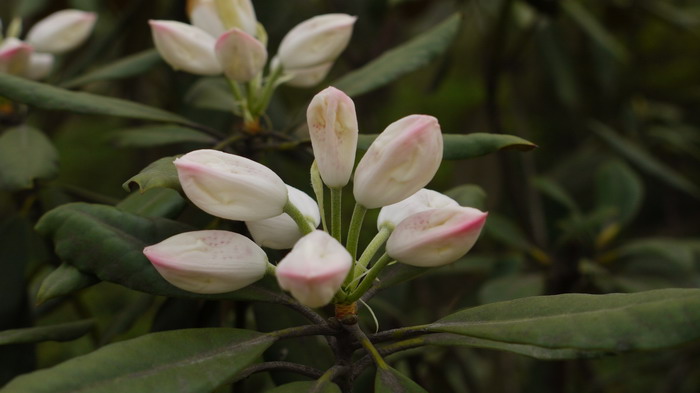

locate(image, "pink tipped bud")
[[215, 28, 267, 82], [306, 86, 358, 188], [285, 61, 333, 88], [143, 230, 268, 294], [276, 230, 352, 307], [24, 52, 54, 80], [353, 115, 444, 209], [26, 10, 96, 54], [149, 20, 222, 75], [378, 188, 459, 229], [0, 38, 32, 76], [245, 185, 320, 249], [386, 207, 488, 267], [174, 149, 288, 221], [277, 14, 356, 70]]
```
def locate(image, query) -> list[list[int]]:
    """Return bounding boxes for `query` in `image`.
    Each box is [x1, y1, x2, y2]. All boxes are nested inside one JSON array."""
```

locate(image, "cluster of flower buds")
[[143, 87, 487, 309], [0, 10, 97, 80]]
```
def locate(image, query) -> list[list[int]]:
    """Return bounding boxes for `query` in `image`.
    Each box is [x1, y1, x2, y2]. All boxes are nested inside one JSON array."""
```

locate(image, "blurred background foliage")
[[1, 0, 700, 392]]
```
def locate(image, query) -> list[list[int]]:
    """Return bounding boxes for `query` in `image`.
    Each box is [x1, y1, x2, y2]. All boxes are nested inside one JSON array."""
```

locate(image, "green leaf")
[[561, 0, 627, 61], [444, 184, 487, 210], [185, 77, 236, 112], [615, 238, 696, 271], [123, 156, 180, 193], [108, 125, 216, 148], [265, 381, 342, 393], [358, 133, 536, 160], [334, 13, 462, 97], [595, 160, 644, 224], [1, 328, 276, 393], [375, 366, 428, 393], [35, 263, 99, 305], [483, 214, 532, 251], [117, 188, 186, 219], [60, 50, 163, 88], [532, 177, 580, 214], [591, 122, 700, 198], [0, 320, 94, 346], [430, 288, 700, 352], [478, 274, 544, 304], [0, 126, 59, 191], [0, 73, 194, 125]]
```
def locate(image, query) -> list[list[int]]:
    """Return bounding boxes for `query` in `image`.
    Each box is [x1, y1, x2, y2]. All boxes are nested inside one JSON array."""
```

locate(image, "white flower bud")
[[378, 188, 459, 229], [143, 230, 268, 294], [215, 28, 267, 82], [174, 149, 288, 221], [306, 86, 358, 188], [189, 0, 227, 38], [149, 20, 222, 75], [0, 38, 32, 76], [285, 61, 333, 87], [245, 185, 320, 249], [353, 115, 443, 209], [277, 14, 356, 70], [214, 0, 258, 37], [24, 52, 54, 80], [26, 10, 96, 54], [386, 207, 488, 267], [276, 230, 352, 307]]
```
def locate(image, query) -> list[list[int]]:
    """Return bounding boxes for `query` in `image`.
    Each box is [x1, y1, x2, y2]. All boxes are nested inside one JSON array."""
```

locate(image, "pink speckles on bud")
[[26, 10, 96, 54], [0, 38, 33, 76], [143, 230, 268, 294], [215, 28, 267, 82], [277, 14, 356, 70], [378, 188, 459, 229], [353, 115, 443, 209], [149, 20, 222, 75], [174, 149, 288, 221], [275, 230, 352, 307], [386, 207, 488, 267], [306, 86, 358, 188]]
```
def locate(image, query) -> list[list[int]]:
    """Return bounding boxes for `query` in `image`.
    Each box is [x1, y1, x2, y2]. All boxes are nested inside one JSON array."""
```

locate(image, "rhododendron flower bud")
[[386, 207, 488, 267], [25, 52, 54, 80], [285, 61, 333, 88], [353, 115, 443, 209], [378, 188, 459, 229], [0, 38, 32, 76], [149, 20, 222, 75], [246, 185, 320, 249], [26, 10, 96, 54], [174, 149, 288, 221], [215, 28, 266, 82], [213, 0, 258, 37], [277, 14, 356, 70], [189, 0, 227, 38], [276, 230, 352, 307], [307, 86, 358, 188], [143, 230, 267, 294]]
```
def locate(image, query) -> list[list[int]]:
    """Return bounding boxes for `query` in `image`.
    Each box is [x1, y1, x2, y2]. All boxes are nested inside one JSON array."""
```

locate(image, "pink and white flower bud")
[[143, 230, 267, 294], [24, 52, 54, 80], [285, 61, 333, 88], [307, 86, 358, 188], [378, 188, 459, 229], [276, 230, 352, 307], [245, 185, 320, 249], [26, 10, 96, 54], [189, 0, 227, 38], [277, 14, 356, 70], [0, 38, 32, 76], [149, 20, 222, 75], [386, 207, 488, 267], [213, 0, 258, 37], [215, 28, 267, 82], [174, 149, 288, 221], [353, 115, 443, 209]]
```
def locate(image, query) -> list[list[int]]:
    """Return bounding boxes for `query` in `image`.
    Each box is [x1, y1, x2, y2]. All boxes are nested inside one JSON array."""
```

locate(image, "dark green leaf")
[[478, 274, 544, 304], [0, 126, 58, 191], [0, 73, 194, 125], [358, 133, 536, 160], [532, 177, 580, 214], [483, 214, 532, 251], [430, 288, 700, 352], [265, 381, 342, 393], [375, 366, 428, 393], [123, 156, 180, 193], [35, 263, 99, 305], [562, 0, 627, 61], [1, 328, 276, 393], [444, 184, 487, 210], [595, 160, 644, 224], [108, 125, 216, 148], [0, 320, 94, 346], [15, 0, 50, 17], [616, 238, 696, 270], [334, 13, 462, 97], [185, 77, 237, 112], [60, 50, 162, 88], [117, 188, 186, 219]]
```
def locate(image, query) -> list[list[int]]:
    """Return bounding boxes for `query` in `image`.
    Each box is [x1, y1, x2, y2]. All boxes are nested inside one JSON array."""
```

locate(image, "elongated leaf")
[[0, 126, 58, 191], [185, 77, 236, 112], [1, 328, 276, 393], [0, 320, 94, 346], [562, 0, 627, 61], [265, 381, 341, 393], [358, 133, 536, 160], [109, 125, 216, 148], [375, 366, 428, 393], [35, 263, 99, 305], [591, 122, 700, 198], [532, 177, 580, 214], [123, 156, 180, 193], [35, 203, 279, 302], [61, 50, 162, 88], [596, 160, 644, 224], [334, 13, 462, 97], [117, 188, 186, 219], [430, 288, 700, 351], [0, 73, 193, 125]]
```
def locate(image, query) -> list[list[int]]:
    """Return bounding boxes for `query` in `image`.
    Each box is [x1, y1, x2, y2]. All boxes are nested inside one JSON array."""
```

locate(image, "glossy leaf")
[[334, 13, 462, 97], [596, 160, 644, 224], [61, 50, 162, 88], [0, 73, 194, 125], [265, 381, 342, 393], [123, 156, 180, 193], [358, 133, 536, 160], [108, 125, 216, 148], [375, 366, 428, 393], [1, 328, 276, 393], [430, 289, 700, 351], [0, 320, 94, 346], [117, 188, 186, 219], [0, 126, 58, 191], [35, 263, 99, 305]]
